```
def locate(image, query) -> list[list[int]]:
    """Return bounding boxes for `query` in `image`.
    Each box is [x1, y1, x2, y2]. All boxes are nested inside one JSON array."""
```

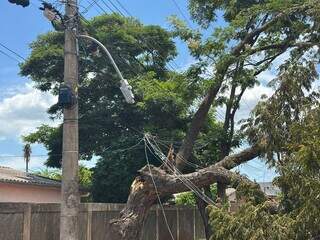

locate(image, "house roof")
[[226, 182, 281, 197], [0, 166, 61, 188], [226, 188, 236, 196], [259, 182, 281, 196]]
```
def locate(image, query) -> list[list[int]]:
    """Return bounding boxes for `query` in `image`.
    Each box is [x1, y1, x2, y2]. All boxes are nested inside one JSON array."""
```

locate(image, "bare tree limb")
[[248, 41, 316, 55], [231, 13, 286, 55], [175, 13, 288, 170]]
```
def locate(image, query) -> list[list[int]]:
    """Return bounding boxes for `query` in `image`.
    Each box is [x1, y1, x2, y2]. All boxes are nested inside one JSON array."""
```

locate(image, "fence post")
[[193, 207, 196, 240], [23, 204, 31, 240], [86, 204, 92, 240], [176, 208, 180, 240], [156, 206, 159, 240]]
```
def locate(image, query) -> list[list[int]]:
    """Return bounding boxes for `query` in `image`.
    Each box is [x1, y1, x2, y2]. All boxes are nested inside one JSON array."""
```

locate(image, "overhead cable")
[[145, 134, 215, 205], [0, 49, 20, 62], [144, 139, 175, 240], [170, 0, 192, 28]]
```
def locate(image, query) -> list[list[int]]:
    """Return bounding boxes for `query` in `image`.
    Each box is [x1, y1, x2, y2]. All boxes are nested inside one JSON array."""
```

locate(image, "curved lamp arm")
[[78, 34, 135, 104]]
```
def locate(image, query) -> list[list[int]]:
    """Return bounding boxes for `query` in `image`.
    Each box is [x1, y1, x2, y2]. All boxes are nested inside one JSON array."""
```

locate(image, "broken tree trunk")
[[107, 145, 262, 240], [107, 176, 157, 239]]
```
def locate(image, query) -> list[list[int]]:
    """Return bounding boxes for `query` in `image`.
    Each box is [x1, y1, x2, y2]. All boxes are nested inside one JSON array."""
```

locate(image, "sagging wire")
[[144, 134, 215, 205], [144, 138, 175, 240], [145, 140, 215, 206]]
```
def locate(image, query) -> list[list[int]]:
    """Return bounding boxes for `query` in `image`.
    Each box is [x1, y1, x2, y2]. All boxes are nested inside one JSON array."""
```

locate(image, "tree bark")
[[175, 77, 225, 171], [217, 182, 227, 202], [107, 176, 157, 240]]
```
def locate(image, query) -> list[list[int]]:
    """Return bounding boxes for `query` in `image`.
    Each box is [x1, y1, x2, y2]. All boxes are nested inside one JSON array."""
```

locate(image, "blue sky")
[[0, 0, 276, 181]]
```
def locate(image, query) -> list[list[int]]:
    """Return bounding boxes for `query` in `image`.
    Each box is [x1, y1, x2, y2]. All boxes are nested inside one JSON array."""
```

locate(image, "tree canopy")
[[209, 106, 320, 240]]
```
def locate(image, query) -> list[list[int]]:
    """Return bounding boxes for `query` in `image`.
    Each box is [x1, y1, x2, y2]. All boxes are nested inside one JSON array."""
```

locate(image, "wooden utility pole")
[[60, 0, 79, 239]]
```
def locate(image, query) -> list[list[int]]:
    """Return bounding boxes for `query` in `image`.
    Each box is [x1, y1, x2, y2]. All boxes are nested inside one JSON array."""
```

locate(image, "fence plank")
[[87, 205, 92, 240], [0, 212, 23, 240], [23, 205, 31, 240]]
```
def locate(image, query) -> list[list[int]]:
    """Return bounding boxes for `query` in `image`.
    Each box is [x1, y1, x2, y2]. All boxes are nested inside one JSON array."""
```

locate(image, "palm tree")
[[23, 144, 31, 173]]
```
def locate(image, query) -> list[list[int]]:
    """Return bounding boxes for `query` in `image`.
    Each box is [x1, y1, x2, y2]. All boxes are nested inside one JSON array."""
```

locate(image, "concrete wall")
[[0, 203, 206, 240], [0, 183, 61, 203]]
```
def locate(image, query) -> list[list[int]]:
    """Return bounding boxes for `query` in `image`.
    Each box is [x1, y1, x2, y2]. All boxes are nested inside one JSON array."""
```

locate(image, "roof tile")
[[0, 166, 61, 187]]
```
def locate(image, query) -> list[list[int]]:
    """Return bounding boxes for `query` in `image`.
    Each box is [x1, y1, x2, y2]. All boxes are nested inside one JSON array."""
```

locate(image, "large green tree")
[[207, 52, 320, 240], [166, 0, 320, 237], [22, 14, 177, 202]]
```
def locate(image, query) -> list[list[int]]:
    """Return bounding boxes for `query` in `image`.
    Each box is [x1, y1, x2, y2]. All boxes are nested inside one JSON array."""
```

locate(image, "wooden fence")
[[0, 203, 206, 240]]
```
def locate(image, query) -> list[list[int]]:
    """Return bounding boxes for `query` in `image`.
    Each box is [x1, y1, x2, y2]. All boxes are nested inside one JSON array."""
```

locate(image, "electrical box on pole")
[[58, 85, 76, 109]]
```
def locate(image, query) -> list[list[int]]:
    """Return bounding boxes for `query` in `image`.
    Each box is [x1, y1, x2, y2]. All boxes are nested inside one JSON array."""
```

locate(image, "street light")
[[40, 4, 134, 240], [40, 3, 135, 104], [78, 34, 135, 104]]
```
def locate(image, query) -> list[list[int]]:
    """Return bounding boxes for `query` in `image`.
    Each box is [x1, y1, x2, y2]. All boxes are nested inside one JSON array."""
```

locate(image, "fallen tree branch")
[[107, 145, 264, 240], [215, 143, 262, 170]]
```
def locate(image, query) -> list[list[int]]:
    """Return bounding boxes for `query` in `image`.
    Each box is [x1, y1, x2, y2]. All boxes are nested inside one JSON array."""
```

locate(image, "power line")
[[170, 0, 192, 28], [144, 139, 175, 240], [113, 0, 132, 16], [81, 0, 96, 15], [90, 0, 108, 14], [146, 141, 214, 205], [0, 43, 26, 61], [0, 49, 20, 63], [104, 0, 124, 16], [106, 0, 181, 71], [145, 134, 215, 205], [100, 0, 116, 13]]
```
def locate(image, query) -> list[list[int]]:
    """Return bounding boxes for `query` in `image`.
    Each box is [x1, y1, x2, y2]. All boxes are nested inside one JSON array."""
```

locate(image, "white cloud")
[[0, 83, 59, 139], [257, 71, 276, 85], [216, 69, 275, 123], [237, 83, 274, 122]]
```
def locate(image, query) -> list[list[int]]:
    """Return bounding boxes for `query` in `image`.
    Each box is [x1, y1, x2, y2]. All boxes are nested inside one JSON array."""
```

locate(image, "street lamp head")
[[120, 79, 135, 104]]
